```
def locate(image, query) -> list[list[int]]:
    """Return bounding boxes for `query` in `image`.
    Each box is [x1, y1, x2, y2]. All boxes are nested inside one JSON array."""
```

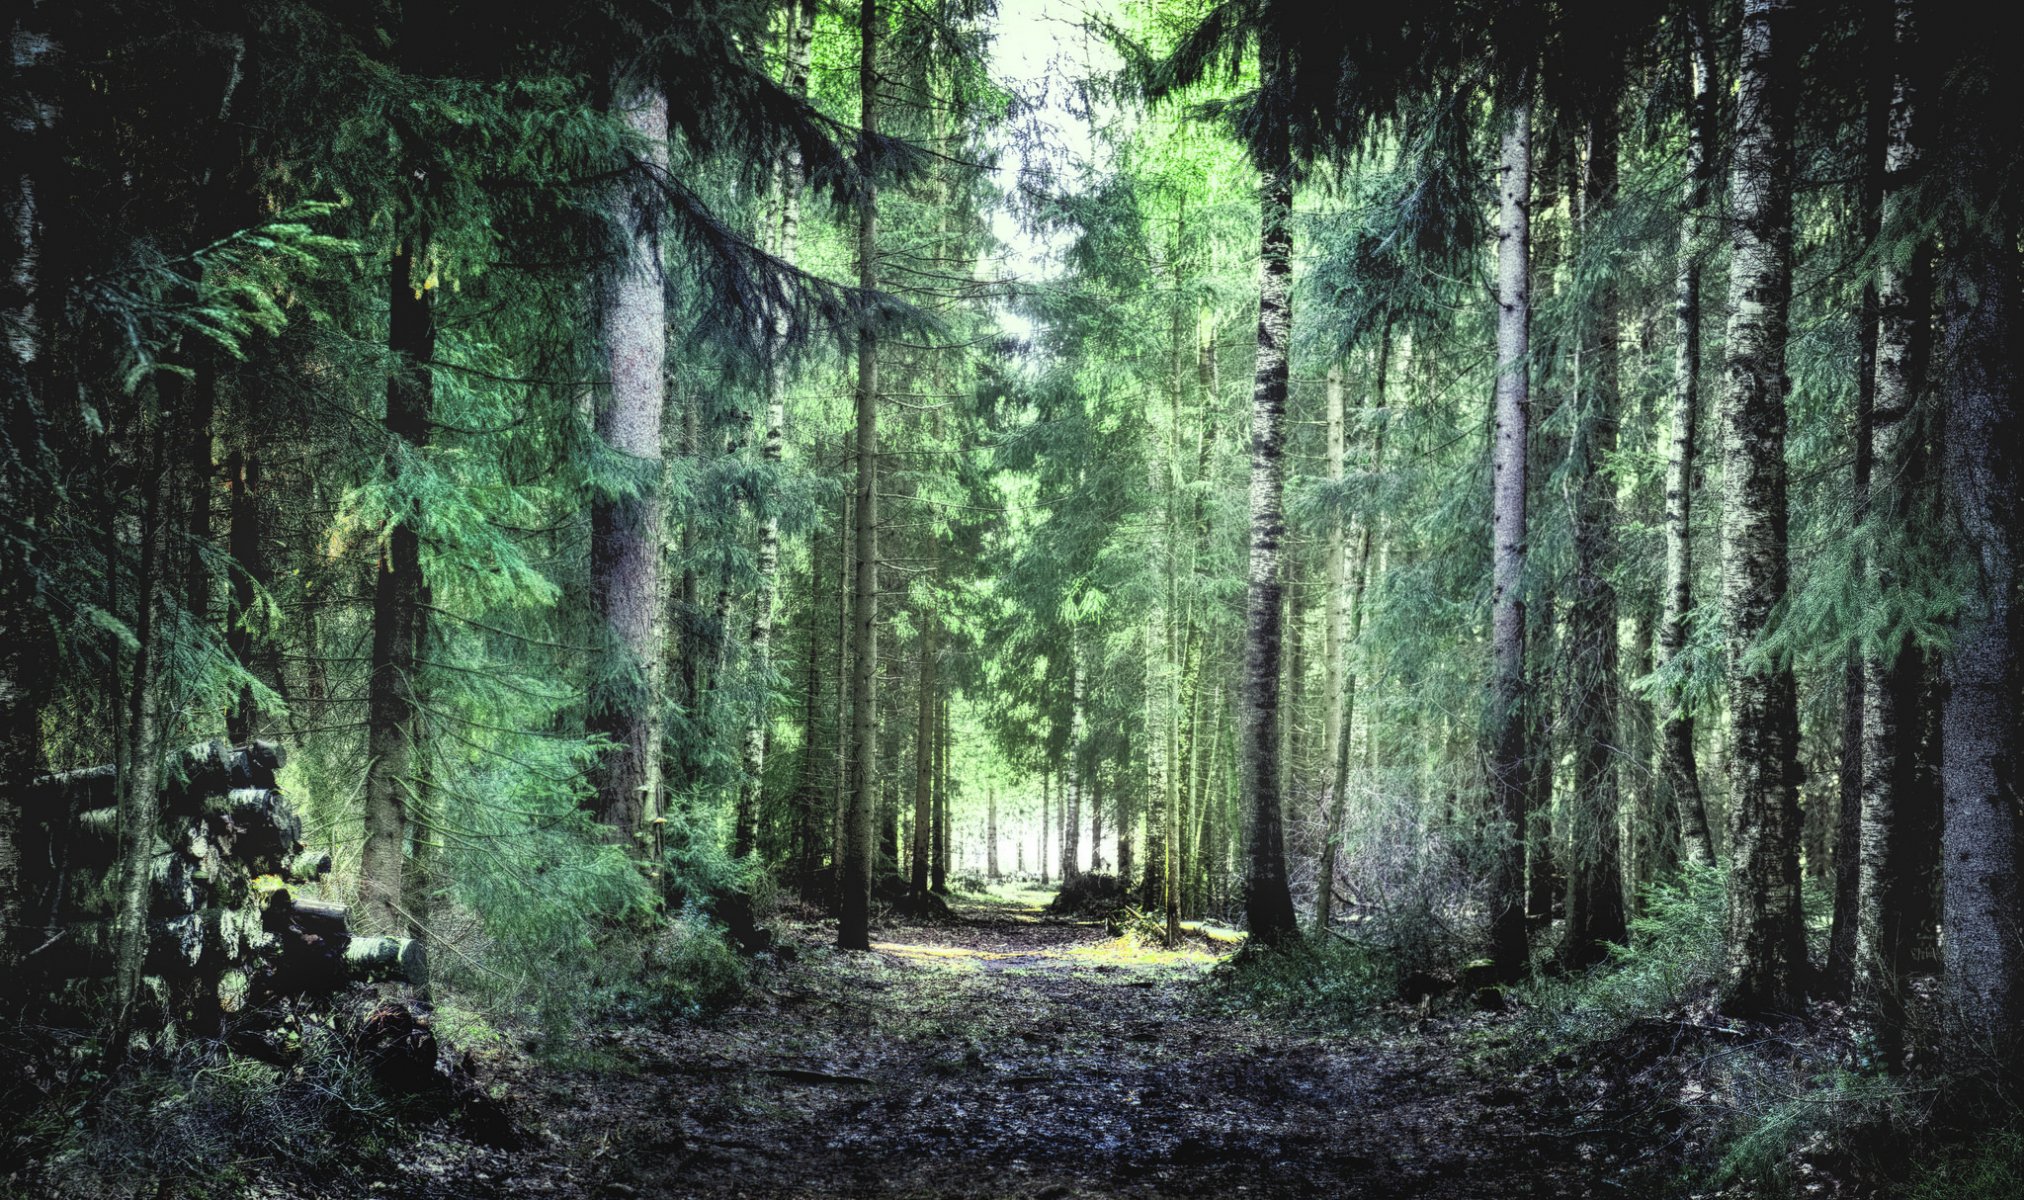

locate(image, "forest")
[[2, 0, 2021, 1195]]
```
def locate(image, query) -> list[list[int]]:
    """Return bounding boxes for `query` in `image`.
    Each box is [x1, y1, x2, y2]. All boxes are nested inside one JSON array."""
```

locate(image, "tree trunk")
[[1143, 622, 1170, 912], [1486, 95, 1532, 980], [1091, 760, 1106, 874], [1238, 32, 1300, 947], [360, 245, 434, 937], [589, 81, 668, 844], [1561, 101, 1629, 969], [1317, 329, 1388, 932], [910, 607, 937, 897], [1857, 0, 1931, 1060], [1828, 0, 1893, 999], [933, 692, 950, 894], [1660, 4, 1717, 873], [987, 788, 999, 881], [1063, 649, 1084, 883], [1039, 764, 1050, 887], [839, 0, 880, 950], [795, 524, 827, 892], [1720, 0, 1807, 1015], [735, 0, 818, 859], [1938, 80, 2023, 1081], [109, 414, 167, 1053], [832, 487, 851, 880]]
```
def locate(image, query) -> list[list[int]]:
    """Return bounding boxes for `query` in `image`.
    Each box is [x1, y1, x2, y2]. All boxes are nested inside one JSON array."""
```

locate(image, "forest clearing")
[[5, 0, 2024, 1195]]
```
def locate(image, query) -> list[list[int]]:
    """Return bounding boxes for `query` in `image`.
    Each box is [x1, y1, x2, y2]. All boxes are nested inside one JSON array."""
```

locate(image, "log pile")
[[18, 739, 424, 1044]]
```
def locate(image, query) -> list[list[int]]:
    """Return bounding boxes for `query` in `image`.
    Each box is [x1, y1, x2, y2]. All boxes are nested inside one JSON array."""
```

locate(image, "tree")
[[587, 78, 669, 845], [1856, 0, 1933, 1060], [1560, 95, 1628, 970], [359, 241, 435, 936], [735, 0, 820, 860], [1720, 0, 1807, 1015], [1936, 9, 2023, 1080], [838, 0, 882, 951], [1485, 82, 1532, 981], [1658, 0, 1717, 872]]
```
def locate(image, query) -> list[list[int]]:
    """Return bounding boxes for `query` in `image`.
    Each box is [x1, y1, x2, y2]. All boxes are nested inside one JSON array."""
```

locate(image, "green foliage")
[[27, 1029, 400, 1199], [1520, 862, 1729, 1047], [1908, 1127, 2024, 1200], [1210, 935, 1394, 1023]]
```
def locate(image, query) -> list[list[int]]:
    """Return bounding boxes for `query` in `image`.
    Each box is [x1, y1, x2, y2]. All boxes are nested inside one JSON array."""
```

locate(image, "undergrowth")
[[1208, 934, 1394, 1024], [9, 1017, 403, 1200], [1516, 861, 1729, 1051]]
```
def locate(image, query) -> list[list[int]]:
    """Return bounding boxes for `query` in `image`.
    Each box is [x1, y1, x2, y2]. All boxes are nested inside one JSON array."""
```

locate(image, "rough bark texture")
[[1238, 32, 1299, 947], [1857, 0, 1930, 1057], [1939, 95, 2023, 1081], [110, 418, 167, 1050], [589, 82, 668, 844], [1661, 4, 1716, 871], [1486, 98, 1532, 980], [839, 0, 880, 951], [359, 246, 434, 938], [1561, 104, 1628, 970], [1720, 0, 1807, 1015]]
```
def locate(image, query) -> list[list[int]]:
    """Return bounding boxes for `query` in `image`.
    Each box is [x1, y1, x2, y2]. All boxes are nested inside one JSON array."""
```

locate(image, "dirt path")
[[406, 893, 1592, 1199]]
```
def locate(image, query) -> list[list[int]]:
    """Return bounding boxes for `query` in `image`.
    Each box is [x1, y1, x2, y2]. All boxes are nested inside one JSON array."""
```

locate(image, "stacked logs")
[[18, 739, 424, 1040]]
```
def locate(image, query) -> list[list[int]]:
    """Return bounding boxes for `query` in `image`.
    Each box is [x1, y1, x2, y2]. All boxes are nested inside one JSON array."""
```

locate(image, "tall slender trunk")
[[1143, 485, 1170, 912], [1938, 68, 2023, 1079], [1828, 0, 1893, 997], [1322, 358, 1347, 827], [1238, 33, 1300, 946], [360, 244, 434, 935], [590, 81, 668, 844], [1117, 729, 1136, 891], [838, 0, 880, 950], [1562, 101, 1628, 969], [1720, 0, 1807, 1015], [735, 0, 819, 858], [108, 411, 166, 1052], [792, 525, 827, 890], [910, 607, 937, 897], [1486, 96, 1533, 979], [935, 693, 950, 891], [879, 704, 900, 874], [831, 486, 851, 878], [1662, 3, 1717, 872], [1857, 0, 1931, 1059], [1091, 760, 1106, 873], [1062, 648, 1084, 882], [1317, 328, 1389, 931], [1039, 765, 1050, 887], [987, 788, 999, 880]]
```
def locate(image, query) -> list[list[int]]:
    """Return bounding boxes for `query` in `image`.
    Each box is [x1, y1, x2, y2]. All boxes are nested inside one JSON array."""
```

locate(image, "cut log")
[[203, 787, 302, 872], [26, 739, 284, 816], [345, 936, 427, 986]]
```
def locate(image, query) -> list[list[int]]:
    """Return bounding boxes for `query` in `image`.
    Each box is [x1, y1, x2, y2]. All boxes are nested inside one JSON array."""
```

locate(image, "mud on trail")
[[404, 891, 1596, 1199]]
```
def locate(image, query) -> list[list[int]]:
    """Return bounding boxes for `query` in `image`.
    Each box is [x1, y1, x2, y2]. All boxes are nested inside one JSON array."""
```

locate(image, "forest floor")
[[383, 885, 1608, 1200]]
